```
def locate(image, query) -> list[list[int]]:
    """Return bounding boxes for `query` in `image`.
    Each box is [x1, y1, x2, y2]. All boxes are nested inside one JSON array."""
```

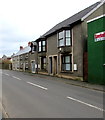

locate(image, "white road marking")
[[4, 73, 10, 76], [12, 76, 21, 80], [67, 96, 105, 112], [27, 81, 48, 90]]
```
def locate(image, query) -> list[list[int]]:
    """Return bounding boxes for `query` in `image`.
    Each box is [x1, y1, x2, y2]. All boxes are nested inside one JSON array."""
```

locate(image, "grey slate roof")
[[14, 46, 31, 57], [39, 2, 100, 38]]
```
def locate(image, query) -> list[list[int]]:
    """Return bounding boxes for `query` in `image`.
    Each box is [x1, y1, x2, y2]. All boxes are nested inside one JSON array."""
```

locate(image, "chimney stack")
[[101, 0, 105, 2], [20, 46, 23, 50], [28, 42, 31, 46]]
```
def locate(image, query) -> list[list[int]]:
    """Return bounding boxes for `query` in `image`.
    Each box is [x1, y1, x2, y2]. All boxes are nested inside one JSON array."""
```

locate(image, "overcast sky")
[[0, 0, 100, 57]]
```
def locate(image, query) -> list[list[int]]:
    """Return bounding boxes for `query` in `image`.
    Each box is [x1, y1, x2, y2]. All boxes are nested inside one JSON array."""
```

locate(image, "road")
[[1, 70, 104, 118]]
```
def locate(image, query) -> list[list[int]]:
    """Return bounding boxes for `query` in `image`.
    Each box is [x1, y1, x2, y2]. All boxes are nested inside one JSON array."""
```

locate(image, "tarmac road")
[[1, 70, 104, 118]]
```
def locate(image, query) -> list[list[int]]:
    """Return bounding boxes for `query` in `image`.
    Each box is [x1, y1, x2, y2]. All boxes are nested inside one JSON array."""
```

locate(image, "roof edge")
[[81, 1, 104, 21], [87, 14, 105, 23]]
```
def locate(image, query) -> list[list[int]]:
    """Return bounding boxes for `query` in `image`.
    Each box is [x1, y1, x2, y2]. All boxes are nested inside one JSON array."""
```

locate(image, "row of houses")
[[12, 0, 105, 84]]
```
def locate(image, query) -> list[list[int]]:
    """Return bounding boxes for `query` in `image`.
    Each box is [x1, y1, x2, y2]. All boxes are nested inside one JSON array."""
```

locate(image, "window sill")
[[58, 45, 72, 48], [61, 71, 73, 74]]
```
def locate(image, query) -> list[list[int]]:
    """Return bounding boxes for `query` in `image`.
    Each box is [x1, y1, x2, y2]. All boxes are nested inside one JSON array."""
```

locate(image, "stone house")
[[12, 42, 37, 73]]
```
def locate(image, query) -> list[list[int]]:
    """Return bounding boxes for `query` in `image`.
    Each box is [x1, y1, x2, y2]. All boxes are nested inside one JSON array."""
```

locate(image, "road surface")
[[1, 70, 104, 118]]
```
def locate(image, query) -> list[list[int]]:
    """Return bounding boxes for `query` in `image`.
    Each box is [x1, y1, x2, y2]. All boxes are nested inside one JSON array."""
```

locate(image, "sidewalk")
[[0, 102, 2, 120], [24, 72, 105, 92]]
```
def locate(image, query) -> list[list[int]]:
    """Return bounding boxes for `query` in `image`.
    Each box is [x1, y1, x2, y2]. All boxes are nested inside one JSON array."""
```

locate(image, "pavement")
[[0, 103, 1, 119], [23, 72, 105, 93]]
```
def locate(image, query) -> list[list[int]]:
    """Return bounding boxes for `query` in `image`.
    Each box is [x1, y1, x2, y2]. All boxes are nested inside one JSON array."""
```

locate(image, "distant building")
[[12, 42, 37, 73], [1, 55, 12, 69]]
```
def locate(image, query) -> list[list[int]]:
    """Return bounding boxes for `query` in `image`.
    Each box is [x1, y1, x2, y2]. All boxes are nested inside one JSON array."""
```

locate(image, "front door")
[[49, 57, 52, 74], [31, 61, 35, 73], [54, 56, 57, 75], [23, 62, 25, 71], [103, 40, 105, 84]]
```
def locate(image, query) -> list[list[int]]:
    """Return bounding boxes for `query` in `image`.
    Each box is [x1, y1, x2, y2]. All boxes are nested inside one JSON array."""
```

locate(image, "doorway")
[[54, 56, 57, 75], [49, 57, 52, 74], [31, 61, 36, 73]]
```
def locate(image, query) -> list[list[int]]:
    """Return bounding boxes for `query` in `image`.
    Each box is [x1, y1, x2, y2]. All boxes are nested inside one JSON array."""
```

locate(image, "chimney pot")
[[28, 42, 31, 46], [20, 46, 23, 50]]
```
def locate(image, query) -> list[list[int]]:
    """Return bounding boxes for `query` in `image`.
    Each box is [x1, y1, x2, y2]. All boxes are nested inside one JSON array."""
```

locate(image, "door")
[[31, 61, 36, 73], [23, 62, 25, 71], [49, 57, 52, 74], [103, 38, 105, 84], [54, 56, 57, 75]]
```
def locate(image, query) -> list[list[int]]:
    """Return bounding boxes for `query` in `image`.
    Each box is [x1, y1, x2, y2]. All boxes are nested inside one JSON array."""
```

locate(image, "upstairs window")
[[42, 41, 46, 51], [25, 54, 28, 59], [65, 30, 71, 46], [30, 42, 36, 53], [32, 45, 36, 52], [58, 31, 64, 46], [38, 40, 46, 52], [58, 30, 71, 47], [39, 41, 41, 52]]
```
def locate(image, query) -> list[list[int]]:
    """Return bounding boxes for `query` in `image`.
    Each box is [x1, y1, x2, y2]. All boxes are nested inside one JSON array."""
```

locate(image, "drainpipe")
[[36, 42, 38, 74]]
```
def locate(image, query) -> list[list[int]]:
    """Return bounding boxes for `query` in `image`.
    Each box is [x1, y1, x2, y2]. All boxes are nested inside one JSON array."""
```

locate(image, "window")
[[62, 55, 72, 71], [65, 30, 71, 46], [20, 56, 22, 60], [58, 31, 64, 46], [58, 30, 71, 47], [25, 62, 28, 68], [39, 41, 41, 52], [38, 41, 46, 52], [30, 42, 36, 53], [25, 54, 28, 59], [41, 57, 46, 69], [42, 41, 46, 51], [31, 45, 36, 52]]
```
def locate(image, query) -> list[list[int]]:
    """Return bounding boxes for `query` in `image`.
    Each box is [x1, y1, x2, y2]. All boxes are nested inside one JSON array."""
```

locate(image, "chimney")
[[100, 0, 105, 2], [20, 46, 23, 50], [28, 42, 31, 46]]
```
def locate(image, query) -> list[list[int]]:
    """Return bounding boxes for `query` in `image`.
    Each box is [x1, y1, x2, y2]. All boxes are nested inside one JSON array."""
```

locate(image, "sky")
[[0, 0, 101, 58]]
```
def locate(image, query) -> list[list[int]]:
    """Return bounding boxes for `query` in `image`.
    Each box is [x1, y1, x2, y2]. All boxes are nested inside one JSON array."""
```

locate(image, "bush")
[[1, 60, 12, 69]]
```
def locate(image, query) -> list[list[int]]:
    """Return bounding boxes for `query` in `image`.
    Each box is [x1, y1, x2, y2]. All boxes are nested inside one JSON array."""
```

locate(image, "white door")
[[31, 61, 36, 73]]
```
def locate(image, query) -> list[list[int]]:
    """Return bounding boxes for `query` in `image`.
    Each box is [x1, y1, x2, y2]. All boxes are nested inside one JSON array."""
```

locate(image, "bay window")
[[58, 31, 64, 46], [38, 41, 41, 52], [38, 41, 46, 52], [65, 30, 71, 46], [58, 30, 71, 47]]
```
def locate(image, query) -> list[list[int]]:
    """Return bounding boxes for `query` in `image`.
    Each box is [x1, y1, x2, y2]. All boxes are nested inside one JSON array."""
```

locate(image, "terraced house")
[[35, 0, 104, 81], [12, 42, 37, 73]]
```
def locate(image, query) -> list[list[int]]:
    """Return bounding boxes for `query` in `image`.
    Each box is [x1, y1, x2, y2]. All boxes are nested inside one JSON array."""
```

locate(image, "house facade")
[[12, 42, 37, 73], [35, 1, 104, 81]]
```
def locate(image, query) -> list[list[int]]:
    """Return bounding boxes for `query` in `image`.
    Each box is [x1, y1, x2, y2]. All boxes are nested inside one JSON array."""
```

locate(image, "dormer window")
[[38, 40, 46, 52], [58, 30, 71, 47]]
